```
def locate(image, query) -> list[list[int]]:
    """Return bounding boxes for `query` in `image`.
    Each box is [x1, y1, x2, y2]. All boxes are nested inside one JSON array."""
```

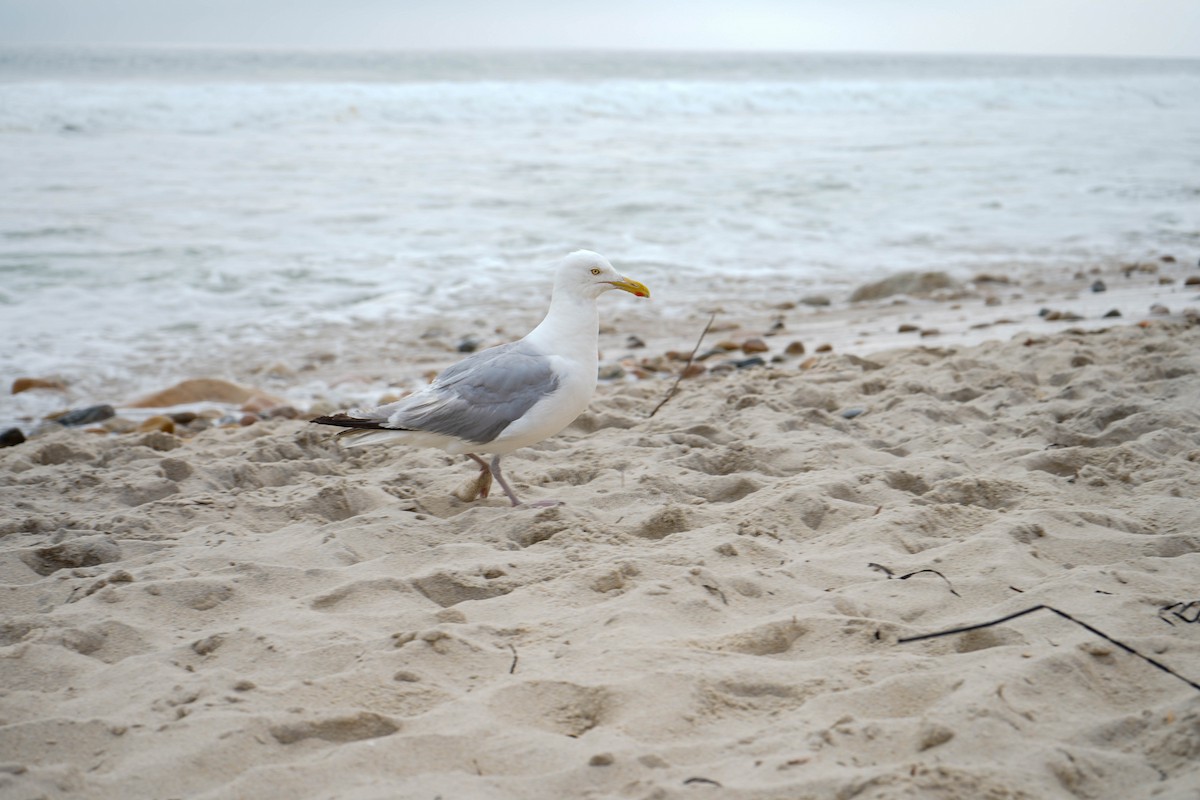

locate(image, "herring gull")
[[312, 251, 650, 506]]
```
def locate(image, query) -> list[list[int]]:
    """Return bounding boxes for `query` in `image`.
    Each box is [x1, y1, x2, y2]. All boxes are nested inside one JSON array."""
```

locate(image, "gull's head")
[[555, 250, 650, 301]]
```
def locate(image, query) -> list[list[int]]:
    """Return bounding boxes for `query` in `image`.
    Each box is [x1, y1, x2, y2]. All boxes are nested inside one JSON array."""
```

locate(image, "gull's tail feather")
[[334, 428, 413, 447], [311, 413, 387, 430], [310, 413, 415, 448]]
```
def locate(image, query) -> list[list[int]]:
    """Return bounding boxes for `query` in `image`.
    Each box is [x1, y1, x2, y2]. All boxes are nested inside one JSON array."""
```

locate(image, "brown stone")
[[784, 341, 806, 356], [12, 377, 67, 394], [137, 416, 176, 434], [638, 356, 671, 372], [850, 271, 959, 302], [741, 338, 769, 354], [815, 343, 833, 353], [681, 363, 706, 379], [898, 323, 920, 333], [240, 392, 287, 414], [102, 417, 139, 434], [129, 378, 283, 409]]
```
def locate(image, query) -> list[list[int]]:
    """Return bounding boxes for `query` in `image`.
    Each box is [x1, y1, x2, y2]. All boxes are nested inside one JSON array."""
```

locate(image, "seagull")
[[312, 251, 650, 507]]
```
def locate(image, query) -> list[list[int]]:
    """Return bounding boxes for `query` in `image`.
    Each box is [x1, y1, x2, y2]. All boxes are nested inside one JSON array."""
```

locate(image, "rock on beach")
[[849, 270, 959, 302]]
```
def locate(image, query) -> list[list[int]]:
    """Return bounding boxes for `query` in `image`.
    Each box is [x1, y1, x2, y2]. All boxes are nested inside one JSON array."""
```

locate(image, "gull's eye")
[[590, 268, 602, 275]]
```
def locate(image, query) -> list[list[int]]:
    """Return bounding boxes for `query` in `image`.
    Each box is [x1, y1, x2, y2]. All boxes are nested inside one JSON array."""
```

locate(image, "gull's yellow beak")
[[606, 276, 650, 298]]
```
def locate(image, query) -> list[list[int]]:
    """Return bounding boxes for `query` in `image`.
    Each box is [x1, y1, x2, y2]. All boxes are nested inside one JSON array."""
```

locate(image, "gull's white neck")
[[523, 288, 600, 363]]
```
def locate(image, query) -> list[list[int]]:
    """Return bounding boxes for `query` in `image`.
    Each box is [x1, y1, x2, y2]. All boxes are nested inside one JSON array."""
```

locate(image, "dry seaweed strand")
[[898, 604, 1200, 692], [1159, 601, 1200, 626], [648, 312, 717, 418], [868, 562, 960, 597]]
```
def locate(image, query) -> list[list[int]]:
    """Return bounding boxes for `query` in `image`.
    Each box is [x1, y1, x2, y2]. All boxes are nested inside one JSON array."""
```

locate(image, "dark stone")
[[1090, 280, 1107, 293], [1103, 309, 1122, 318], [625, 335, 646, 349], [56, 404, 115, 427], [0, 428, 25, 447], [733, 357, 766, 369], [457, 336, 481, 353]]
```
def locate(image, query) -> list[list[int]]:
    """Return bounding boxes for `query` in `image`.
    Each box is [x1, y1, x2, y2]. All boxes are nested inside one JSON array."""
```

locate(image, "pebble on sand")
[[129, 378, 284, 410], [12, 377, 67, 394], [137, 416, 176, 434], [53, 404, 116, 427], [0, 428, 25, 447], [849, 271, 959, 302]]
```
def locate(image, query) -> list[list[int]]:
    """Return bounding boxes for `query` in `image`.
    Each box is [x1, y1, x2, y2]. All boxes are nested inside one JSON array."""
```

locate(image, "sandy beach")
[[3, 258, 1200, 799]]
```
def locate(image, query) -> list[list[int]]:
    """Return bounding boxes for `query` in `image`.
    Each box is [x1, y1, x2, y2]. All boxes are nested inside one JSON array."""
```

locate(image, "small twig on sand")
[[899, 604, 1200, 692], [868, 562, 960, 597], [508, 644, 519, 674], [649, 313, 716, 419], [1159, 600, 1200, 626]]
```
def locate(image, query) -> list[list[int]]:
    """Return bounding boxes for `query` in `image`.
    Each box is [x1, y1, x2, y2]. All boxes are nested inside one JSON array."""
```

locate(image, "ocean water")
[[2, 46, 1199, 419]]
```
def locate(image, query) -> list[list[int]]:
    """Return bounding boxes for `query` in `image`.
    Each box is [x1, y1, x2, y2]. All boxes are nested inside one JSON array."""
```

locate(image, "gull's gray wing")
[[380, 340, 560, 445]]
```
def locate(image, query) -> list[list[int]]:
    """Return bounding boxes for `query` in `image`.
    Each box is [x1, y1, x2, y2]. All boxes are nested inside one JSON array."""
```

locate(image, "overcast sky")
[[1, 0, 1198, 58]]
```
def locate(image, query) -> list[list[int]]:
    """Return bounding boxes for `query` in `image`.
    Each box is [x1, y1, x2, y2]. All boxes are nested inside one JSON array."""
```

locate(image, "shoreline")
[[5, 254, 1196, 439]]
